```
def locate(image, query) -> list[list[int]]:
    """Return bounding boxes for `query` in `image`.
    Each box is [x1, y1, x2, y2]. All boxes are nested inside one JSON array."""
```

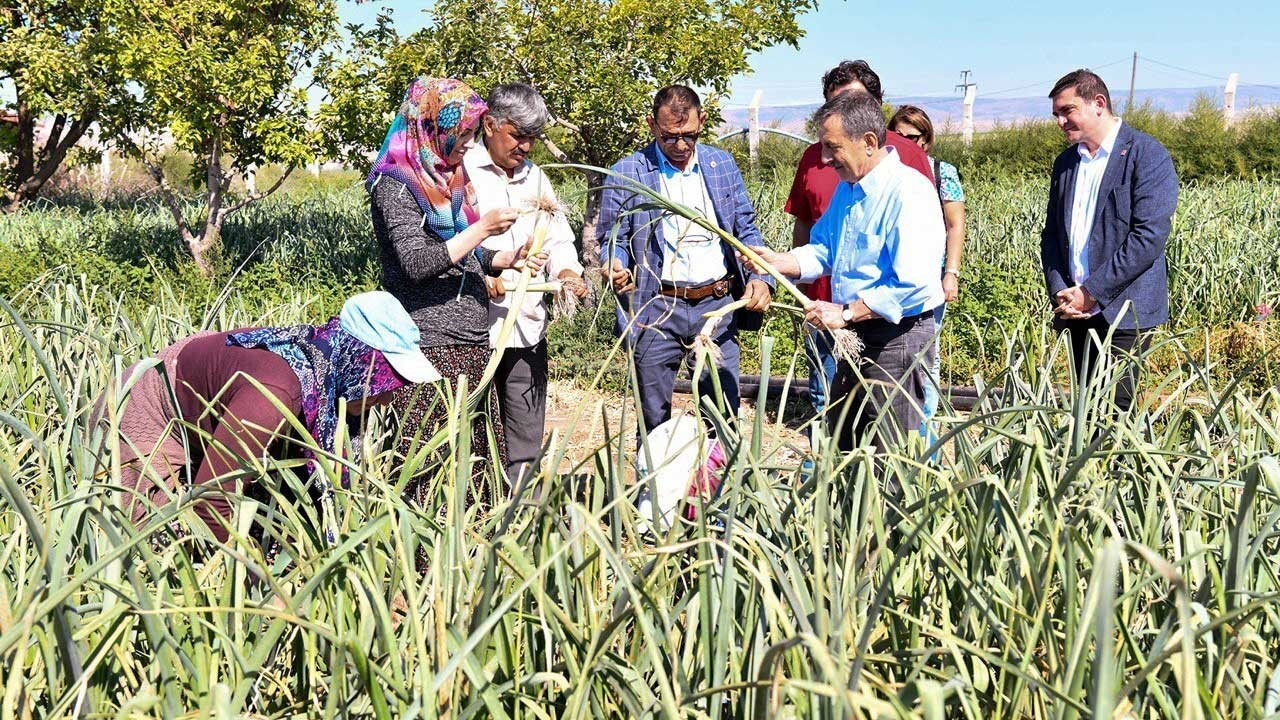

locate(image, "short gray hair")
[[812, 90, 886, 147], [486, 83, 550, 136]]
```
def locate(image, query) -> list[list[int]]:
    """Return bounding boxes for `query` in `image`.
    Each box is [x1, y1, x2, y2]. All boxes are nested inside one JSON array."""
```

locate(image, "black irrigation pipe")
[[673, 375, 992, 412]]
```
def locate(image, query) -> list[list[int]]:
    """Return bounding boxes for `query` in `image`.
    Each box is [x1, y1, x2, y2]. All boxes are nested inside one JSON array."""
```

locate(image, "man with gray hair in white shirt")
[[464, 82, 590, 482]]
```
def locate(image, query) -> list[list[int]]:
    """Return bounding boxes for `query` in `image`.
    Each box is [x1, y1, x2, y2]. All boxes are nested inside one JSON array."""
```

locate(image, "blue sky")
[[339, 0, 1280, 106]]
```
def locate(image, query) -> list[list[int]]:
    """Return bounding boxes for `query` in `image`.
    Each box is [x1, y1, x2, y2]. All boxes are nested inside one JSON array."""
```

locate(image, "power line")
[[1140, 56, 1226, 82], [983, 77, 1056, 97], [1135, 63, 1222, 86], [983, 56, 1130, 97]]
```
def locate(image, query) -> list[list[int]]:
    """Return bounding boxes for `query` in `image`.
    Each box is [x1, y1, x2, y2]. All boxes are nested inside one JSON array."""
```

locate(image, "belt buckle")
[[712, 280, 728, 298]]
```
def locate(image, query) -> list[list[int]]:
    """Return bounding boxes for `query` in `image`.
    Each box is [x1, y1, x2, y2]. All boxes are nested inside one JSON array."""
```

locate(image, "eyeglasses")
[[659, 132, 700, 147], [897, 130, 925, 143]]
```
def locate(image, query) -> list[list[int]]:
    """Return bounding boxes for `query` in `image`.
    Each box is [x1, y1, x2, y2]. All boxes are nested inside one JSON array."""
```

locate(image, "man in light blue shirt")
[[746, 90, 945, 451]]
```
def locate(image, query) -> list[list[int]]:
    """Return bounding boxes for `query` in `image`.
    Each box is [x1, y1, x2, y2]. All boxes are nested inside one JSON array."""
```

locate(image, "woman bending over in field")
[[367, 76, 546, 501], [93, 292, 439, 544]]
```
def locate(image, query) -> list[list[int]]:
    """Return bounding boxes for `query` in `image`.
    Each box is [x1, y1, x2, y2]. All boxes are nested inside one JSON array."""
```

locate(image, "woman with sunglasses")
[[889, 105, 966, 438]]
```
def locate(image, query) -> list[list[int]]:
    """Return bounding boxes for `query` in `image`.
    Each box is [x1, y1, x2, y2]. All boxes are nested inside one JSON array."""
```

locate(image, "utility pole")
[[1127, 51, 1137, 112], [1224, 73, 1239, 126], [955, 70, 976, 146], [747, 89, 763, 168]]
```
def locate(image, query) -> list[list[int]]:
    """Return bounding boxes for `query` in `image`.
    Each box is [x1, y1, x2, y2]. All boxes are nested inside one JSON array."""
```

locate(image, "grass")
[[3, 272, 1280, 717], [1, 153, 1280, 716], [3, 165, 1278, 389]]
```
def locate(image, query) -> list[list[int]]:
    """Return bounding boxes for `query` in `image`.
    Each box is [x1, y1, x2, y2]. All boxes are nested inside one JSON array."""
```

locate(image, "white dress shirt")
[[655, 148, 727, 285], [464, 142, 584, 348], [1068, 118, 1123, 288]]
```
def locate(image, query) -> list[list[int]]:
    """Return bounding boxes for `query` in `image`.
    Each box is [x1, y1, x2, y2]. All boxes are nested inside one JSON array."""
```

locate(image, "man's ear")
[[483, 115, 497, 137], [646, 115, 658, 136], [863, 132, 879, 154]]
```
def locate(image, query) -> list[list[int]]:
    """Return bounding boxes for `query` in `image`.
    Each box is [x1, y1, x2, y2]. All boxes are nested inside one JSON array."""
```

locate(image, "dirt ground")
[[541, 380, 813, 475]]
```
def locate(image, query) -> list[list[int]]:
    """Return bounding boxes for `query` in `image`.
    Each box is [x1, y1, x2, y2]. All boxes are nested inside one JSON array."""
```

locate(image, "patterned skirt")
[[391, 344, 508, 508]]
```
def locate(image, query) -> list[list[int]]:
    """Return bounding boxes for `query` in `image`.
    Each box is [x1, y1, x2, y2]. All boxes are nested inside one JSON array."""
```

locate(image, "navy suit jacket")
[[596, 143, 772, 338], [1040, 123, 1179, 330]]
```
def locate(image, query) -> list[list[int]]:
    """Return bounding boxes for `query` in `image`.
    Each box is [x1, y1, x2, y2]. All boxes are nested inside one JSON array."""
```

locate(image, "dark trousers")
[[496, 341, 548, 482], [828, 312, 935, 453], [631, 293, 740, 432], [1061, 314, 1150, 412]]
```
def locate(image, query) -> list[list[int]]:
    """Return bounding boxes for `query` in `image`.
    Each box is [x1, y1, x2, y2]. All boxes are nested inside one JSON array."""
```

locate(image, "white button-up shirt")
[[464, 142, 584, 348], [1068, 117, 1123, 288], [655, 148, 727, 285]]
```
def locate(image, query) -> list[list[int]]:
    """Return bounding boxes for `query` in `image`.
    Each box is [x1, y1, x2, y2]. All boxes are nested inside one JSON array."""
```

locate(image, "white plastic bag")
[[635, 414, 726, 533]]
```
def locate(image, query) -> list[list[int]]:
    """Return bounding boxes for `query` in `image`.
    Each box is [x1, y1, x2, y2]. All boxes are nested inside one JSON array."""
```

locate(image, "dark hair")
[[1049, 69, 1113, 112], [813, 90, 886, 146], [652, 85, 702, 118], [822, 60, 883, 102], [889, 105, 934, 148]]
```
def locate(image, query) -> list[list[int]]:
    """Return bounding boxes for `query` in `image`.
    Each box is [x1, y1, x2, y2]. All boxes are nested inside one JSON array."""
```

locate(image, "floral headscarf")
[[228, 318, 407, 544], [366, 76, 488, 241]]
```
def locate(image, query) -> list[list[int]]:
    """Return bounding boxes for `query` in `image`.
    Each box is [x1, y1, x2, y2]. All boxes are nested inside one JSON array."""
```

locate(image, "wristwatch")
[[841, 303, 855, 324]]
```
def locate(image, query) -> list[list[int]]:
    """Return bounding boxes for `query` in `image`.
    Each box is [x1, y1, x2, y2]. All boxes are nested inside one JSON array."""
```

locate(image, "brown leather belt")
[[659, 276, 731, 301]]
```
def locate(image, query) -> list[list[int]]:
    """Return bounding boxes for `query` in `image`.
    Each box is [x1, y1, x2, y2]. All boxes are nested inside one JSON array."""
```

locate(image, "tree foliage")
[[102, 0, 338, 274], [317, 0, 818, 262], [1, 0, 137, 210]]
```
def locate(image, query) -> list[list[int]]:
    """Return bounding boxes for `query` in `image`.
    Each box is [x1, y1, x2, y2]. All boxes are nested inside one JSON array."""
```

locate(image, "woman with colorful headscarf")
[[367, 76, 545, 497], [93, 292, 438, 544]]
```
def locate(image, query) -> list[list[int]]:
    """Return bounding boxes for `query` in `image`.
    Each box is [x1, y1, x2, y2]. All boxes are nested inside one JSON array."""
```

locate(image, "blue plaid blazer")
[[596, 142, 771, 337]]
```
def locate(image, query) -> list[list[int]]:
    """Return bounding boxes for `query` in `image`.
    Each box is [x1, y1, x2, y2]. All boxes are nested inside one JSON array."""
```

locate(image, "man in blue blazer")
[[597, 85, 773, 431], [1040, 69, 1179, 412]]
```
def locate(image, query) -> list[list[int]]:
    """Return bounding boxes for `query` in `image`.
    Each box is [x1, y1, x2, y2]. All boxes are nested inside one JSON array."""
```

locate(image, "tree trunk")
[[579, 168, 605, 271], [129, 125, 294, 277], [1, 89, 96, 211], [538, 131, 602, 271], [187, 225, 221, 277]]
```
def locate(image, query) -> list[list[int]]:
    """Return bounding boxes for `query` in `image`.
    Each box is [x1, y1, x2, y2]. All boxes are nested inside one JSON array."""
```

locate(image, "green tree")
[[317, 0, 817, 267], [1, 0, 136, 211], [103, 0, 338, 275]]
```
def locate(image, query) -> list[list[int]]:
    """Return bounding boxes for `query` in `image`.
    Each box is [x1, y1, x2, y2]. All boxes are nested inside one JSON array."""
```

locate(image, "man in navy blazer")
[[597, 85, 773, 431], [1040, 69, 1179, 411]]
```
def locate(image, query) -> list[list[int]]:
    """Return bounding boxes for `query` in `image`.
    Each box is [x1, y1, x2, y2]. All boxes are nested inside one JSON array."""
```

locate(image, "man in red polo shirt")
[[787, 59, 934, 419]]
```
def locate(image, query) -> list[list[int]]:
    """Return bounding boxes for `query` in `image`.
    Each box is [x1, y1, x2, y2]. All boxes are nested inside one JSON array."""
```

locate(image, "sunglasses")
[[897, 130, 926, 143], [658, 132, 700, 147]]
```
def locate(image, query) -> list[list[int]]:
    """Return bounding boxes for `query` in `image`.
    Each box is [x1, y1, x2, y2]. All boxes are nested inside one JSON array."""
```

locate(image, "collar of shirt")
[[1077, 118, 1123, 161], [656, 146, 701, 178], [846, 146, 903, 203], [465, 140, 532, 183]]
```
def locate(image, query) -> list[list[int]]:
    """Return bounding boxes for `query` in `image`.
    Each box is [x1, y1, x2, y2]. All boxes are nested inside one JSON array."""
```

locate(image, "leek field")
[[1, 166, 1280, 718]]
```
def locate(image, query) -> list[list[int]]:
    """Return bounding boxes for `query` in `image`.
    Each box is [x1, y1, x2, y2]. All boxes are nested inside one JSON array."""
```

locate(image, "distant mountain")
[[719, 85, 1280, 137]]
